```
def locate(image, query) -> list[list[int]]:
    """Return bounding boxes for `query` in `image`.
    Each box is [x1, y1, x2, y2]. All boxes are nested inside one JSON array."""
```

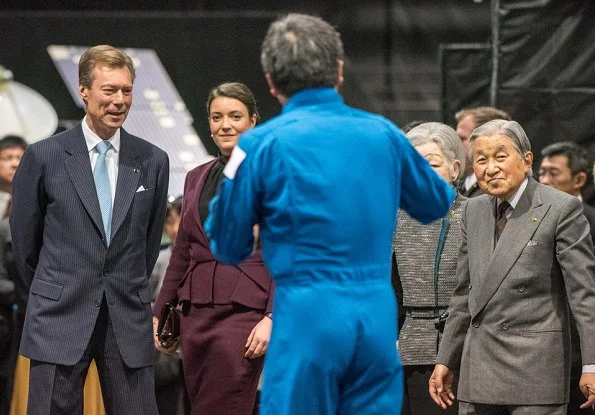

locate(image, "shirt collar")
[[464, 174, 477, 191], [82, 116, 121, 153], [282, 88, 343, 114], [498, 177, 528, 210]]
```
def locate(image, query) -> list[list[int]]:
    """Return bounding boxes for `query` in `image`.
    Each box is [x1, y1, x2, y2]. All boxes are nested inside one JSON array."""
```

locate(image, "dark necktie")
[[495, 201, 511, 242]]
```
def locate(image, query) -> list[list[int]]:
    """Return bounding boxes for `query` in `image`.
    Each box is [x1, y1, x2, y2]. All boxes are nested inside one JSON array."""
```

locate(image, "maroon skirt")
[[180, 303, 265, 415]]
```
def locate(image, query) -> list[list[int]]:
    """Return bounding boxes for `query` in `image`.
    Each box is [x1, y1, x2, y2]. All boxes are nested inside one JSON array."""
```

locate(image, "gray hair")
[[406, 122, 465, 181], [469, 119, 532, 174], [260, 13, 344, 97]]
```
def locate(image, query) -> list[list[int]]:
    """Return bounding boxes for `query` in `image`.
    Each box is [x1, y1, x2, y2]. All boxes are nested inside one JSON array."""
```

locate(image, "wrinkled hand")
[[152, 316, 179, 354], [244, 316, 272, 359], [429, 364, 456, 409], [579, 372, 595, 410]]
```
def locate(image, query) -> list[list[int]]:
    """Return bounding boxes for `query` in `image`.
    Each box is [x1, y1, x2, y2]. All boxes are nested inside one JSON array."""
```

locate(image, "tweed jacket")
[[393, 194, 465, 365]]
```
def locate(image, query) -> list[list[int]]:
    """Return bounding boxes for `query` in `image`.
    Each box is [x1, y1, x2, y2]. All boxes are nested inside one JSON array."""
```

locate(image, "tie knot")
[[497, 201, 511, 220], [95, 140, 111, 155]]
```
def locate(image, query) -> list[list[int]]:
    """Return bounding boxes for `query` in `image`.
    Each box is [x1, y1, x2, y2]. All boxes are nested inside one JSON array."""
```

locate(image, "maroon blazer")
[[154, 159, 274, 317]]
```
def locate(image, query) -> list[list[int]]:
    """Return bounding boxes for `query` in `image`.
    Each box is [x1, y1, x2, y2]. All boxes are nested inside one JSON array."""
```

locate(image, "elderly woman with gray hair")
[[392, 122, 465, 415]]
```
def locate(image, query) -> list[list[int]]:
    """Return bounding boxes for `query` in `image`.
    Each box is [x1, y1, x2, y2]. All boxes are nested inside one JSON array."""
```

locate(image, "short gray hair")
[[406, 122, 465, 181], [469, 119, 532, 174], [260, 13, 344, 97]]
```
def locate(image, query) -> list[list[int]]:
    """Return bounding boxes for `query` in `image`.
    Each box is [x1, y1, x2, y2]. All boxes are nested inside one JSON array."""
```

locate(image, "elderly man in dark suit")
[[10, 45, 169, 414], [430, 120, 595, 414]]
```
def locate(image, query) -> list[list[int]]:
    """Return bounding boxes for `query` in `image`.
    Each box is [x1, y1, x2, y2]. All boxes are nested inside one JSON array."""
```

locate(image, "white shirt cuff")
[[583, 364, 595, 373]]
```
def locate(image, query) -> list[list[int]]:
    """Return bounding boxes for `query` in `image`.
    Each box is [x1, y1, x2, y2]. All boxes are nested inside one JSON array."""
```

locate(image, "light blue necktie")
[[94, 140, 112, 245]]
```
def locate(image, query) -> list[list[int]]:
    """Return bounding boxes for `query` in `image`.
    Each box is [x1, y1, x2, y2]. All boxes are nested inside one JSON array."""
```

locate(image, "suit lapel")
[[64, 124, 106, 239], [468, 196, 495, 315], [471, 178, 549, 318], [111, 129, 141, 241]]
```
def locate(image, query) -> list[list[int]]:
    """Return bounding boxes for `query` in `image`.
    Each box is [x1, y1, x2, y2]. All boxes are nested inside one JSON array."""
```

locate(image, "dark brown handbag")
[[157, 302, 180, 348]]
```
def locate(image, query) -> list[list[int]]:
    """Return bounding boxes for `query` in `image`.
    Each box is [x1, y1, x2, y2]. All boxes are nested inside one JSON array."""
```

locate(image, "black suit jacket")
[[10, 123, 169, 368], [582, 201, 595, 246]]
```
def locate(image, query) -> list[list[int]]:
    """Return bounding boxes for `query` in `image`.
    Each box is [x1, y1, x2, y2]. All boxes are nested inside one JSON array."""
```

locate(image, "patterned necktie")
[[495, 201, 511, 242], [94, 140, 112, 245]]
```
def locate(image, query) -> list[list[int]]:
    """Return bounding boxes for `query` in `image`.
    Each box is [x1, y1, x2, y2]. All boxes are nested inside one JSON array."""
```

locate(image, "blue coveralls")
[[206, 88, 455, 414]]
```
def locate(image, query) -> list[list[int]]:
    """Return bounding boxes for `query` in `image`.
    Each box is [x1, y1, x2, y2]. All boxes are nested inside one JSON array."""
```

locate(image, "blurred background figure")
[[151, 196, 183, 302], [150, 196, 188, 415], [538, 142, 595, 244], [392, 122, 465, 415], [538, 141, 595, 415], [455, 107, 511, 197], [0, 134, 26, 415], [0, 229, 13, 415], [153, 82, 274, 415], [401, 120, 427, 134], [0, 136, 27, 219]]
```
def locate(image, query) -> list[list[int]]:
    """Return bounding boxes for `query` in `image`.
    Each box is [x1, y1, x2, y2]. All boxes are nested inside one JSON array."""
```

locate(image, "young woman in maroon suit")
[[153, 82, 274, 415]]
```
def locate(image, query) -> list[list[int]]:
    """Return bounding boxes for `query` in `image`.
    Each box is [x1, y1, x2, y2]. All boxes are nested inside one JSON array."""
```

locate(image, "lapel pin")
[[530, 217, 537, 222], [133, 168, 140, 173]]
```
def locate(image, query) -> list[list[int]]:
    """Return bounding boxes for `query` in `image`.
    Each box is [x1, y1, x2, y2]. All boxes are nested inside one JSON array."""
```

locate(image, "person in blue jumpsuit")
[[205, 13, 456, 415]]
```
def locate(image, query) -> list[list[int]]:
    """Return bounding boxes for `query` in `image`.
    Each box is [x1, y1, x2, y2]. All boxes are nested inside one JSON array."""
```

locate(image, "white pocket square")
[[526, 240, 541, 246], [136, 185, 147, 192]]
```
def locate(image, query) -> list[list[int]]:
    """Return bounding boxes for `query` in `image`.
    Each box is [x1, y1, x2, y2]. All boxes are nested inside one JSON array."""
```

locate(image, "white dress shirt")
[[82, 116, 120, 204]]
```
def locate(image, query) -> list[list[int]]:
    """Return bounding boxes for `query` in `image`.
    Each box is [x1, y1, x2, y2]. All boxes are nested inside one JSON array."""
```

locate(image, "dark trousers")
[[403, 365, 458, 415], [0, 308, 23, 415], [27, 299, 158, 415]]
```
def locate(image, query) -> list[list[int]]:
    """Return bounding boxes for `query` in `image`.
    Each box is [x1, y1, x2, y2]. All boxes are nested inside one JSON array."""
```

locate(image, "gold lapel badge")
[[530, 217, 537, 222]]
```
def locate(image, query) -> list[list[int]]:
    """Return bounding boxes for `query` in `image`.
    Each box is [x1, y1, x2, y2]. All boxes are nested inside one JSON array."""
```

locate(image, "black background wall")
[[1, 1, 492, 155], [3, 0, 593, 170]]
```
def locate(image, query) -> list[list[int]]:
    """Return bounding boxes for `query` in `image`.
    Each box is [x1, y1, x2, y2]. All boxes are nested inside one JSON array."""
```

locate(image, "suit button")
[[518, 286, 525, 293], [94, 299, 101, 307], [468, 283, 472, 290], [502, 323, 509, 330], [103, 271, 109, 277], [472, 321, 480, 328]]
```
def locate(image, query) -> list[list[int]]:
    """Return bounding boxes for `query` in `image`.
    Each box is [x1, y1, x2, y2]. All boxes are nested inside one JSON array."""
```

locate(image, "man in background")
[[455, 106, 511, 197], [207, 13, 455, 415], [538, 141, 595, 415], [0, 135, 27, 219], [539, 141, 595, 244]]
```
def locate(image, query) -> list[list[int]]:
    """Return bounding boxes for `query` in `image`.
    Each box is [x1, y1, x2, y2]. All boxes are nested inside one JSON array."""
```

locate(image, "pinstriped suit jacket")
[[437, 177, 595, 405], [10, 122, 169, 368]]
